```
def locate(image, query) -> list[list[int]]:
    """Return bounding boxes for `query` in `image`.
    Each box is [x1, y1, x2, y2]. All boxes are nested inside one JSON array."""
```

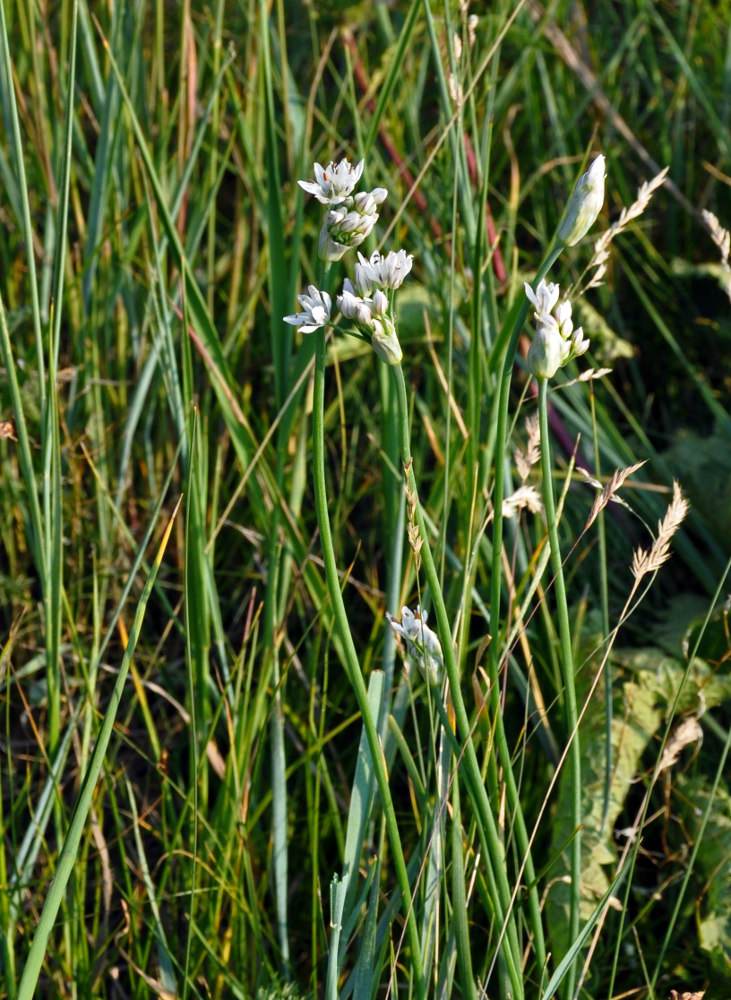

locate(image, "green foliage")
[[0, 0, 730, 998]]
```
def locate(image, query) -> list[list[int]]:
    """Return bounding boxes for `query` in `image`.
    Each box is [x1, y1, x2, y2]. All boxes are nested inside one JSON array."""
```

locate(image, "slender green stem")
[[481, 243, 565, 986], [391, 363, 524, 1000], [538, 377, 581, 998], [487, 243, 562, 683], [589, 384, 613, 837], [312, 331, 426, 1000]]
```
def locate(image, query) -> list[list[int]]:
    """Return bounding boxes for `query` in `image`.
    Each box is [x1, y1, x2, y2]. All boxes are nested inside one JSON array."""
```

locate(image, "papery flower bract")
[[283, 285, 332, 333], [318, 216, 351, 262], [527, 324, 571, 379], [370, 313, 402, 365], [355, 249, 414, 293], [557, 154, 606, 247], [387, 605, 443, 685], [298, 158, 364, 205]]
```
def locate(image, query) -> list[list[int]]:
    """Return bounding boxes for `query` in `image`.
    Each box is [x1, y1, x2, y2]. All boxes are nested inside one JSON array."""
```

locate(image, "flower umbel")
[[283, 285, 332, 334], [387, 605, 444, 685], [524, 279, 589, 379], [337, 281, 403, 365], [354, 249, 414, 294], [298, 158, 364, 205], [557, 154, 606, 247]]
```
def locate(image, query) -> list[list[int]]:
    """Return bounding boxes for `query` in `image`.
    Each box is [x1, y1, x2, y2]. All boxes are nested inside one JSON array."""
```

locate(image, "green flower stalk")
[[390, 361, 526, 1000], [292, 157, 426, 997], [310, 328, 426, 999], [526, 276, 593, 998], [537, 374, 583, 998]]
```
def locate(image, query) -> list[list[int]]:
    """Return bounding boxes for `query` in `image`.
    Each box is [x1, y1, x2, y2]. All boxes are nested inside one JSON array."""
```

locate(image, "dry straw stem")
[[631, 480, 689, 581], [581, 459, 646, 531], [702, 208, 731, 302], [586, 167, 670, 289]]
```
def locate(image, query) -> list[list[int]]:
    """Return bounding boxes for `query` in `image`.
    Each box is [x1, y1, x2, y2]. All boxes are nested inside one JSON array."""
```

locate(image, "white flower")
[[387, 605, 443, 685], [557, 154, 606, 247], [298, 158, 364, 205], [283, 285, 332, 333], [524, 281, 590, 379], [524, 279, 560, 324], [353, 187, 388, 214], [354, 249, 414, 293]]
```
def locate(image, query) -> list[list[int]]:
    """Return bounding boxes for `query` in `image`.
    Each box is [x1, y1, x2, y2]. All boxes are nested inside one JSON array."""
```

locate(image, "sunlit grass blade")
[[16, 495, 182, 1000]]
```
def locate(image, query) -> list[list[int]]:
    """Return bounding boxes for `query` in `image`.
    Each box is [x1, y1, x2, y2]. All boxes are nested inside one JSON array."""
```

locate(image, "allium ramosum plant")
[[284, 145, 696, 1000]]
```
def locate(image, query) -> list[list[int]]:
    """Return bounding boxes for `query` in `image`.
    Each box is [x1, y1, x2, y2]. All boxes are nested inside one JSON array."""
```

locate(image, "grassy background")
[[1, 0, 730, 998]]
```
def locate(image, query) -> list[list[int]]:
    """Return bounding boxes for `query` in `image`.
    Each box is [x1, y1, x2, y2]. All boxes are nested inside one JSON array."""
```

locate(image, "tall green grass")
[[1, 1, 730, 998]]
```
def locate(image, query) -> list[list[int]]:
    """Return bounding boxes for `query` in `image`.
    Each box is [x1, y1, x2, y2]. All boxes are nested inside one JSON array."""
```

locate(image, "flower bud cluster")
[[524, 279, 590, 380], [335, 250, 414, 365], [386, 605, 444, 686]]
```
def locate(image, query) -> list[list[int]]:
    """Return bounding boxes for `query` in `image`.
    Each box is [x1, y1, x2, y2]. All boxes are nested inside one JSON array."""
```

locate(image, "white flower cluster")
[[336, 250, 413, 365], [284, 158, 413, 365], [524, 279, 590, 380], [386, 605, 443, 686], [299, 158, 387, 262]]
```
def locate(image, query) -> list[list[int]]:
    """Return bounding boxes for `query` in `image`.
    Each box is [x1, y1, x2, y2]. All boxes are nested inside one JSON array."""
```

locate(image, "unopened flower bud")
[[557, 155, 606, 247], [572, 328, 590, 356], [370, 314, 402, 365], [337, 286, 372, 326]]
